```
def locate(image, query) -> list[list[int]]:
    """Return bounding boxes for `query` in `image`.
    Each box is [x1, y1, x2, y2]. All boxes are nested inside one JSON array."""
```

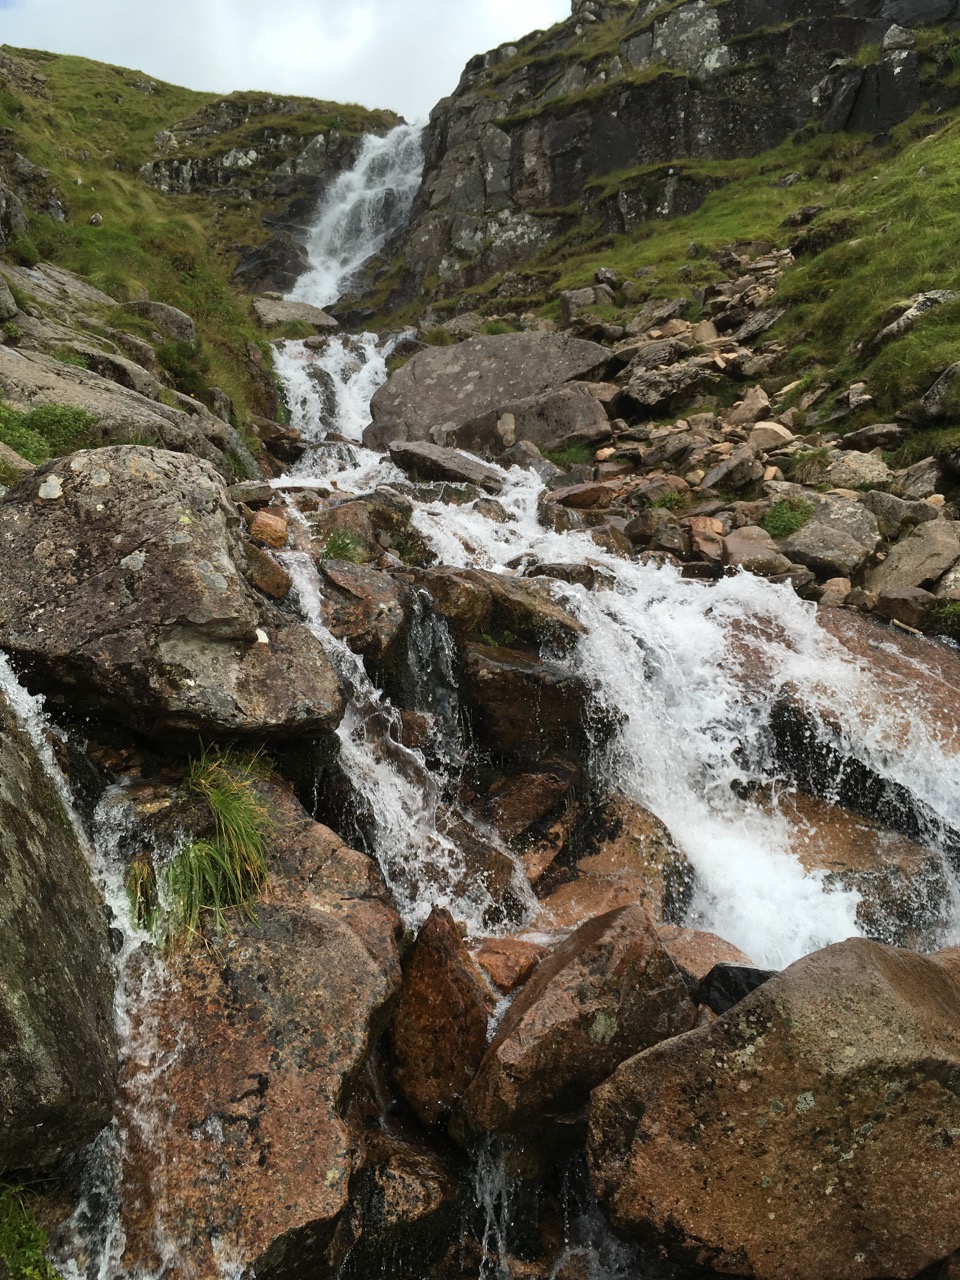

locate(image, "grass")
[[542, 444, 595, 468], [146, 747, 273, 946], [763, 497, 814, 538], [0, 1184, 58, 1280], [0, 401, 100, 463], [783, 449, 831, 484], [321, 529, 368, 563]]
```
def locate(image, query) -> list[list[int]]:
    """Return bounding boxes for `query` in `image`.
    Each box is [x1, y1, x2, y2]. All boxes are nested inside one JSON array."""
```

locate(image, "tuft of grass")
[[783, 449, 831, 484], [764, 497, 815, 538], [646, 489, 687, 511], [0, 1184, 58, 1280], [161, 748, 272, 946], [418, 326, 458, 347], [542, 443, 595, 468], [321, 529, 368, 563], [927, 598, 960, 640]]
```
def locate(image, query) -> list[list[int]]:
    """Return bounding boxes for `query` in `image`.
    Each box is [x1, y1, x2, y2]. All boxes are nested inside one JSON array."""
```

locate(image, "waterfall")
[[288, 123, 425, 310]]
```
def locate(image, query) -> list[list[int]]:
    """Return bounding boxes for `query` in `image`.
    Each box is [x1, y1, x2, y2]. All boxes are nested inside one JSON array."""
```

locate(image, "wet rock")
[[391, 909, 492, 1127], [0, 447, 344, 739], [472, 938, 550, 993], [365, 333, 609, 450], [461, 906, 696, 1134], [388, 441, 504, 493], [774, 493, 881, 579], [243, 543, 293, 600], [690, 962, 778, 1014], [539, 796, 694, 930], [484, 767, 576, 843], [656, 925, 752, 983], [415, 567, 585, 650], [318, 561, 411, 662], [460, 641, 592, 758], [248, 508, 289, 548], [500, 439, 565, 483], [784, 791, 949, 947], [545, 481, 614, 510], [865, 519, 960, 593], [0, 684, 117, 1169], [589, 939, 960, 1280]]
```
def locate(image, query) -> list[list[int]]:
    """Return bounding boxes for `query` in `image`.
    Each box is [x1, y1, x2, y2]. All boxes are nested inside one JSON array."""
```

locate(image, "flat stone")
[[388, 441, 504, 493], [252, 297, 339, 329], [776, 494, 881, 579]]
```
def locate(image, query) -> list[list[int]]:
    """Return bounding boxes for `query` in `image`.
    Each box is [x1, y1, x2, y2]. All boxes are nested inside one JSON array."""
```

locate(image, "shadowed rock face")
[[589, 938, 960, 1280], [0, 684, 117, 1170], [0, 446, 345, 739]]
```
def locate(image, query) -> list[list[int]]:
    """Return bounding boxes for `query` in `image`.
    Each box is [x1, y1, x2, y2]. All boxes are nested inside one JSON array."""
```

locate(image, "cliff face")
[[381, 0, 960, 306]]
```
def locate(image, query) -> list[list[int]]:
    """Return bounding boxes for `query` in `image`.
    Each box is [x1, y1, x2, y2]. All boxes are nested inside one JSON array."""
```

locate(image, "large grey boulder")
[[388, 440, 504, 492], [120, 299, 197, 345], [774, 493, 881, 579], [0, 680, 117, 1168], [451, 382, 611, 458], [865, 519, 960, 593], [0, 447, 344, 739], [363, 332, 609, 451]]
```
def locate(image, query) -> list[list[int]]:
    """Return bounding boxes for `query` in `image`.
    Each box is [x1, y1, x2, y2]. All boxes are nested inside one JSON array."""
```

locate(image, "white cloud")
[[0, 0, 571, 119]]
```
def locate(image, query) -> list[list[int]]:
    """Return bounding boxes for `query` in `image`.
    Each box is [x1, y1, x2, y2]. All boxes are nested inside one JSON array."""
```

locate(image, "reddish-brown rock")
[[461, 906, 696, 1133], [318, 560, 411, 661], [472, 937, 550, 993], [248, 508, 289, 548], [656, 924, 752, 982], [589, 939, 960, 1280], [391, 909, 493, 1127], [484, 768, 576, 843]]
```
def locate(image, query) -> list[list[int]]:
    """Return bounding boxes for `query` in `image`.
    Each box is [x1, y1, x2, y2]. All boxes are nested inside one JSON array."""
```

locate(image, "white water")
[[288, 123, 424, 309]]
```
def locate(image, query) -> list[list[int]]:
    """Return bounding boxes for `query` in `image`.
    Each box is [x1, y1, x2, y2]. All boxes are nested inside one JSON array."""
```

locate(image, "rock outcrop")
[[589, 938, 960, 1280], [0, 447, 344, 739], [0, 678, 117, 1169]]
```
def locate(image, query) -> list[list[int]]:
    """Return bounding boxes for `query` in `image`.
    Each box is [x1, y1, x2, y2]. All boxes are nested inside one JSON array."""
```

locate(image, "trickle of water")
[[288, 123, 424, 309]]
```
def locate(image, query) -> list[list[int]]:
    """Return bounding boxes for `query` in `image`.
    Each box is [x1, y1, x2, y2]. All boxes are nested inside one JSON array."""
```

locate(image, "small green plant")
[[54, 347, 89, 368], [2, 322, 22, 345], [160, 748, 272, 946], [0, 1183, 59, 1280], [763, 497, 815, 538], [126, 854, 159, 932], [5, 237, 40, 269], [321, 529, 368, 563], [926, 599, 960, 639], [542, 444, 595, 468], [647, 489, 686, 511], [784, 448, 831, 484], [418, 327, 457, 347], [482, 320, 515, 335]]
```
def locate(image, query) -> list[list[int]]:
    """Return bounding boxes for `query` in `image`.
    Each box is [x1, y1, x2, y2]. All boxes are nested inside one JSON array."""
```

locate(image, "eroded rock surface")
[[0, 447, 344, 738]]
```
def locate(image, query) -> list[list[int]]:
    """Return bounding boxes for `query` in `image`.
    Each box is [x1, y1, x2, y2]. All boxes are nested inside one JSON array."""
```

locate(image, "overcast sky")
[[1, 0, 571, 120]]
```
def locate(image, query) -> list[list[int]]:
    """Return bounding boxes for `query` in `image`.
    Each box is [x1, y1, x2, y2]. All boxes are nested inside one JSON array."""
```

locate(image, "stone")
[[883, 23, 916, 50], [784, 791, 949, 947], [690, 963, 778, 1014], [865, 519, 960, 593], [0, 448, 344, 739], [391, 909, 492, 1127], [0, 440, 34, 482], [248, 509, 289, 548], [656, 925, 752, 984], [484, 768, 576, 843], [454, 383, 611, 458], [243, 543, 292, 600], [500, 440, 565, 483], [722, 525, 793, 577], [460, 642, 591, 758], [545, 482, 614, 509], [540, 796, 694, 931], [252, 297, 339, 329], [700, 444, 762, 492], [863, 488, 938, 539], [0, 274, 18, 323], [388, 441, 504, 493], [120, 299, 197, 344], [895, 456, 943, 500], [825, 448, 891, 489], [589, 939, 960, 1280], [920, 360, 960, 421], [0, 683, 117, 1169], [472, 938, 550, 993], [365, 333, 608, 451], [749, 421, 794, 451], [725, 385, 771, 426], [618, 362, 721, 416], [461, 906, 696, 1134], [318, 561, 411, 662], [841, 422, 906, 451], [869, 291, 958, 350], [775, 494, 881, 579], [415, 567, 585, 650], [818, 576, 852, 607]]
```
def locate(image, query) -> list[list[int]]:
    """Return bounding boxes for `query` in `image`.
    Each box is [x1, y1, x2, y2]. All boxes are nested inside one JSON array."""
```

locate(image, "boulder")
[[874, 585, 936, 630], [775, 493, 881, 579], [253, 297, 339, 329], [656, 925, 752, 983], [722, 525, 793, 576], [618, 361, 721, 416], [451, 383, 611, 458], [414, 567, 585, 649], [120, 299, 197, 344], [783, 791, 949, 946], [825, 448, 891, 489], [317, 560, 411, 662], [390, 909, 492, 1127], [461, 906, 696, 1134], [0, 273, 18, 323], [0, 679, 117, 1169], [895, 456, 942, 500], [863, 488, 938, 539], [0, 448, 344, 739], [471, 938, 550, 993], [365, 333, 609, 450], [387, 441, 504, 493], [841, 422, 906, 451], [589, 939, 960, 1280], [865, 519, 960, 593], [701, 444, 763, 492]]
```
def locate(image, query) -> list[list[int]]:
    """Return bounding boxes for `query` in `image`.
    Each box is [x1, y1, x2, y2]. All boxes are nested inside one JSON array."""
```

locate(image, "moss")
[[763, 498, 814, 538]]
